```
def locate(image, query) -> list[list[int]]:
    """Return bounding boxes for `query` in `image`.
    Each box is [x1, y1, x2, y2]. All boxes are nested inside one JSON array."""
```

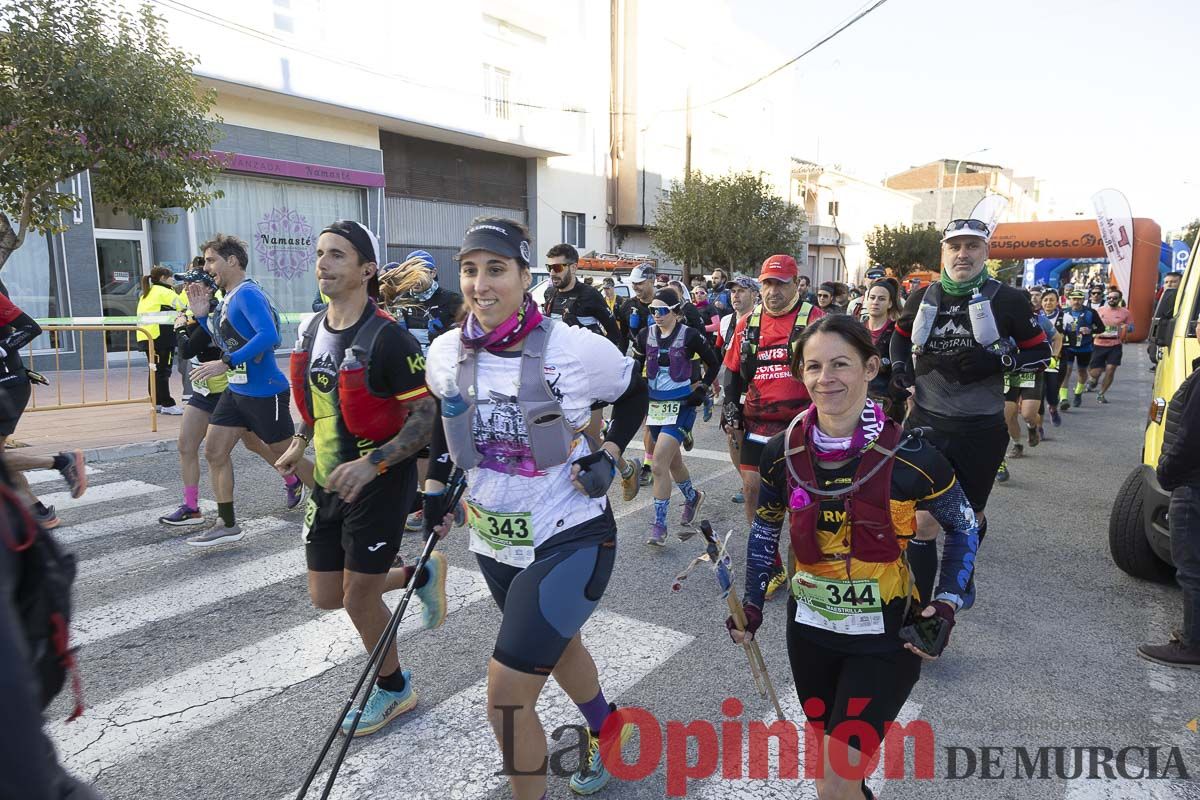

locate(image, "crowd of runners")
[[1, 211, 1192, 800]]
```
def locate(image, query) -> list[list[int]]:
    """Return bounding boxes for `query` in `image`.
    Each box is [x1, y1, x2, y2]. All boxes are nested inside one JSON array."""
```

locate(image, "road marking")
[[53, 567, 491, 782], [690, 692, 922, 799], [72, 547, 306, 646], [282, 610, 694, 800], [24, 465, 103, 485], [1064, 778, 1196, 799], [39, 480, 164, 513], [55, 501, 218, 546], [76, 516, 290, 583], [626, 439, 734, 463]]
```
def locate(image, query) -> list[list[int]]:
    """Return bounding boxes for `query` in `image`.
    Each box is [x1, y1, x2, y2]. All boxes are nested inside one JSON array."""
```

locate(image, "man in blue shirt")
[[1058, 290, 1103, 410], [187, 234, 312, 545]]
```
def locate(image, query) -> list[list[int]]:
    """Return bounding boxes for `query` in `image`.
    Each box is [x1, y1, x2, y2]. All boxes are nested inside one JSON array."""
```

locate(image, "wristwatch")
[[368, 449, 389, 474], [220, 352, 233, 368], [999, 353, 1015, 371]]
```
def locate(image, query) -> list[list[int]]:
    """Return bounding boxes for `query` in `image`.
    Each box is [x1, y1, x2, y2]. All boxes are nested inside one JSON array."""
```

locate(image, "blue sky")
[[723, 0, 1199, 230]]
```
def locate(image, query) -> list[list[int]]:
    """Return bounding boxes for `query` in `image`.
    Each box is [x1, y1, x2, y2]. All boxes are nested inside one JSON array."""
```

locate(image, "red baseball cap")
[[759, 254, 798, 282]]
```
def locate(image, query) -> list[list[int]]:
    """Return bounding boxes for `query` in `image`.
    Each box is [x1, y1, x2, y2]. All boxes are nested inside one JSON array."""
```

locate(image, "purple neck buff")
[[789, 400, 885, 510], [461, 293, 544, 354]]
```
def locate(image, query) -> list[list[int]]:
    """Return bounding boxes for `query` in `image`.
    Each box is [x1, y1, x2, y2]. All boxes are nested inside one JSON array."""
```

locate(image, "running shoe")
[[405, 509, 424, 532], [682, 429, 694, 452], [185, 520, 244, 547], [1072, 393, 1082, 408], [1058, 398, 1070, 413], [731, 490, 745, 504], [1085, 379, 1098, 393], [32, 504, 59, 530], [646, 522, 668, 547], [342, 672, 417, 737], [996, 461, 1009, 483], [1137, 635, 1200, 671], [1098, 393, 1109, 404], [681, 490, 705, 527], [415, 551, 448, 630], [1050, 408, 1062, 427], [638, 465, 653, 488], [158, 405, 184, 416], [569, 705, 635, 795], [1007, 442, 1024, 459], [764, 566, 788, 600], [1027, 426, 1040, 447], [619, 457, 640, 502], [285, 479, 305, 510], [159, 505, 205, 526], [56, 449, 87, 499]]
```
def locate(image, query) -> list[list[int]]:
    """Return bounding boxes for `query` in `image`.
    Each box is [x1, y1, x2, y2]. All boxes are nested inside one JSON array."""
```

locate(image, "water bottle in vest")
[[968, 290, 1000, 348], [340, 347, 365, 392], [442, 392, 469, 418], [910, 290, 939, 353]]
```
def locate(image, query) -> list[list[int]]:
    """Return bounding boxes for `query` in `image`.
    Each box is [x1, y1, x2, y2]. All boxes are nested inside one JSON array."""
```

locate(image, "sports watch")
[[368, 449, 389, 474]]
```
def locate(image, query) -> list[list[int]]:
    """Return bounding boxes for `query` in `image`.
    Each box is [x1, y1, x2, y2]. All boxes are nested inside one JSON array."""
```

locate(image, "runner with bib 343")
[[424, 217, 649, 799]]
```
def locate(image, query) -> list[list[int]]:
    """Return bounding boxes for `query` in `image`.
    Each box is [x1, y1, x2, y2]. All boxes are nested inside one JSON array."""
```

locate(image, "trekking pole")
[[295, 469, 467, 800], [698, 521, 786, 722]]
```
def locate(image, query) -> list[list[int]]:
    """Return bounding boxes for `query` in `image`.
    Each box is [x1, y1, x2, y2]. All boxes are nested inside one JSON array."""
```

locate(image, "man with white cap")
[[890, 218, 1051, 610]]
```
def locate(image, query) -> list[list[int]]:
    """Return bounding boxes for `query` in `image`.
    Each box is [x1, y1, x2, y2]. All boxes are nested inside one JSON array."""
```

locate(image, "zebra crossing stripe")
[[24, 466, 103, 486], [40, 480, 164, 513], [283, 610, 695, 800], [76, 516, 290, 584], [52, 567, 491, 782], [55, 501, 219, 546], [72, 547, 306, 646]]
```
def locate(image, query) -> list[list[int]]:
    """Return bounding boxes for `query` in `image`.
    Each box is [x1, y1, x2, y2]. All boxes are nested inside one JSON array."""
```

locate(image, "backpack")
[[211, 279, 284, 352], [0, 481, 83, 719]]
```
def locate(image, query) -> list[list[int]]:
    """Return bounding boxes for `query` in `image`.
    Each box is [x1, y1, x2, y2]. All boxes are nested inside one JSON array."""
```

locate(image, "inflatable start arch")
[[988, 218, 1162, 344]]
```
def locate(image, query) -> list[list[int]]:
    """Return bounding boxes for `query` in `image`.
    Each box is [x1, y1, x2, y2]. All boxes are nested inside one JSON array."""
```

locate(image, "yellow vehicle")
[[1109, 247, 1200, 581]]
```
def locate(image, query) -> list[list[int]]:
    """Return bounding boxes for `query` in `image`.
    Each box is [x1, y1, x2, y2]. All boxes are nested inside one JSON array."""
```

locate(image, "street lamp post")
[[949, 147, 990, 221]]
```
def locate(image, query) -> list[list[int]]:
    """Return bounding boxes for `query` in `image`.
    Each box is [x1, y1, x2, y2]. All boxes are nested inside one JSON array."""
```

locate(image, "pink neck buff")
[[461, 293, 544, 354], [804, 399, 886, 463]]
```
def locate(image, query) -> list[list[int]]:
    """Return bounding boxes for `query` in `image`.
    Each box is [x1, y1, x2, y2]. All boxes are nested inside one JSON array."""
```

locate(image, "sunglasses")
[[1089, 291, 1102, 295], [944, 218, 990, 235], [546, 263, 572, 274], [650, 305, 678, 317]]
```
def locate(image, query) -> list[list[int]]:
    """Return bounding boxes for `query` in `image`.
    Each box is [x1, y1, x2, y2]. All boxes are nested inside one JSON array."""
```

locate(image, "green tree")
[[864, 223, 942, 276], [0, 0, 225, 270], [1176, 218, 1200, 248], [650, 171, 805, 281]]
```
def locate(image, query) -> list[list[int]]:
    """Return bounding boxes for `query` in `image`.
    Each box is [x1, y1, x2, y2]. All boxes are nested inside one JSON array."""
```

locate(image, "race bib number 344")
[[467, 502, 535, 569], [790, 571, 884, 635]]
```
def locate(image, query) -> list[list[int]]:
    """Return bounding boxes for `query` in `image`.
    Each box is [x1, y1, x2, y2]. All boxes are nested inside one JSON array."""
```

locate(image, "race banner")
[[1091, 189, 1135, 294]]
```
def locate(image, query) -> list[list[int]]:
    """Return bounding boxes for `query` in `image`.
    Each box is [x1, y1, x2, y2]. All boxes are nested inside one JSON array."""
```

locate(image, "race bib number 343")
[[790, 571, 884, 635], [467, 502, 535, 569]]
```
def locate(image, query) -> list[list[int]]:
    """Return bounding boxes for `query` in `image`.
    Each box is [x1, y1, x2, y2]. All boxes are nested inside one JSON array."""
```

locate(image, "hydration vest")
[[290, 303, 411, 442], [908, 279, 1002, 352], [443, 318, 577, 472], [738, 301, 815, 383], [211, 279, 283, 356], [781, 413, 907, 565], [644, 325, 692, 384]]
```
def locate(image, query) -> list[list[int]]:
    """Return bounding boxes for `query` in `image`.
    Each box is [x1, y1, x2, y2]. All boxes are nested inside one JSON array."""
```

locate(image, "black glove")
[[887, 363, 914, 404], [952, 348, 1006, 383], [725, 602, 762, 641], [683, 385, 708, 407], [422, 490, 449, 540], [572, 450, 617, 498], [899, 601, 955, 657], [721, 400, 743, 431]]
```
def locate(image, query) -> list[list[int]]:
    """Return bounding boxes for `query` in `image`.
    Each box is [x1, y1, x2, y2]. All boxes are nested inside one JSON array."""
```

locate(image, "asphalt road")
[[41, 349, 1200, 800]]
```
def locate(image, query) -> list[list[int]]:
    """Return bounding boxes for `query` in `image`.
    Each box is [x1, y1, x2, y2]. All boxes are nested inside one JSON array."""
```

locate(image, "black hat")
[[456, 219, 531, 266], [321, 220, 380, 266]]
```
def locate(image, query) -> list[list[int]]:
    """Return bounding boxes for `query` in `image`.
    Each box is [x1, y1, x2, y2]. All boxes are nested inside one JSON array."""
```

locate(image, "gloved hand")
[[571, 450, 617, 498], [901, 600, 955, 658], [888, 363, 914, 403], [683, 385, 708, 407], [422, 490, 451, 540], [952, 348, 1006, 383], [721, 401, 743, 431], [725, 602, 762, 642]]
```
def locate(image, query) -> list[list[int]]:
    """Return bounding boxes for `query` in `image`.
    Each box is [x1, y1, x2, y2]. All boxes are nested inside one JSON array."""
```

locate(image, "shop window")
[[93, 206, 142, 231], [483, 64, 511, 120], [562, 213, 585, 248], [3, 233, 63, 351]]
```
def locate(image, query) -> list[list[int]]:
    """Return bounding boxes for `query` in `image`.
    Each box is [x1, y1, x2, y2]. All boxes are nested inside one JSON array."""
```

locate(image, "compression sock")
[[677, 478, 698, 504], [1074, 381, 1085, 396], [183, 485, 199, 510], [907, 539, 938, 605], [654, 498, 669, 527], [1059, 386, 1069, 402], [217, 502, 235, 527], [577, 689, 611, 733], [643, 454, 653, 469], [377, 669, 407, 694], [50, 453, 70, 471], [283, 473, 300, 489]]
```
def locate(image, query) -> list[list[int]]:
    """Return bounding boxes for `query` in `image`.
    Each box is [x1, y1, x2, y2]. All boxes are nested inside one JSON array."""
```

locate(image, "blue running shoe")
[[569, 705, 635, 795], [415, 552, 448, 629], [342, 672, 417, 737]]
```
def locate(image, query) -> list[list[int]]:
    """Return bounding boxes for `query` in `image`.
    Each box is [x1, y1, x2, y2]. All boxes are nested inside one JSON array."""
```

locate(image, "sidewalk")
[[6, 356, 296, 462]]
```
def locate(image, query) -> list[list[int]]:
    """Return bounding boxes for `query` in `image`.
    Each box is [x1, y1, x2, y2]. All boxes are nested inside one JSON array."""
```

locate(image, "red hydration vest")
[[290, 303, 410, 442], [782, 414, 905, 565]]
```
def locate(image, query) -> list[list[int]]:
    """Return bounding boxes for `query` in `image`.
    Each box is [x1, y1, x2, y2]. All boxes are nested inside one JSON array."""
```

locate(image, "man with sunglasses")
[[1059, 290, 1102, 409], [1088, 287, 1134, 404], [543, 244, 622, 347], [891, 218, 1050, 609]]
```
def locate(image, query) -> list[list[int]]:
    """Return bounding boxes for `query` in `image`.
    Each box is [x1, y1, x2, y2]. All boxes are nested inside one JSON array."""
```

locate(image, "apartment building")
[[884, 159, 1044, 231]]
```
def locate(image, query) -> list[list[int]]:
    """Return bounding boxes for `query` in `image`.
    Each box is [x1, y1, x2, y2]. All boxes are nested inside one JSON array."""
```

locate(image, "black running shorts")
[[303, 461, 416, 574], [476, 511, 616, 675], [787, 605, 922, 759], [907, 408, 1008, 512], [186, 390, 221, 415], [0, 379, 31, 437], [1063, 350, 1091, 369], [210, 389, 294, 445], [1089, 345, 1123, 369]]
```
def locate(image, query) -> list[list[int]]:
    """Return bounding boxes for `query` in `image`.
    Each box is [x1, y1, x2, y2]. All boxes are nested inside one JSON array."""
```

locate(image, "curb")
[[82, 438, 177, 464]]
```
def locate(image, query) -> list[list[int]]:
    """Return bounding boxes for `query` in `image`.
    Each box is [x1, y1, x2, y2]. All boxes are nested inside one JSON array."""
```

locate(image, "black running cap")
[[456, 219, 531, 266], [321, 220, 380, 266]]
